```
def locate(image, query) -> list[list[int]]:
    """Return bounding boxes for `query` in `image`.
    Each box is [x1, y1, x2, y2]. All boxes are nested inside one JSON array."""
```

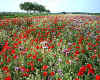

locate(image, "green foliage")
[[20, 2, 50, 13]]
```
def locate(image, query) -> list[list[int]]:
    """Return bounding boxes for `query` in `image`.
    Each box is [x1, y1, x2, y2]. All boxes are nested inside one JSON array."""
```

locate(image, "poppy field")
[[0, 14, 100, 80]]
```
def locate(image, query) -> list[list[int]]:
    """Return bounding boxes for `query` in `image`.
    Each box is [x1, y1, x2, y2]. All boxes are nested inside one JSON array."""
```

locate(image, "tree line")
[[20, 2, 50, 14]]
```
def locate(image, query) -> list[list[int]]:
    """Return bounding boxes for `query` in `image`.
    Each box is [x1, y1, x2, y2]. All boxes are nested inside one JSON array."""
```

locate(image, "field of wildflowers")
[[0, 14, 100, 80]]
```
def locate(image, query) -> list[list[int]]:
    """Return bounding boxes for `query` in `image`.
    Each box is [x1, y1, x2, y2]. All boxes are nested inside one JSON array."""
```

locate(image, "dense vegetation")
[[0, 14, 100, 80]]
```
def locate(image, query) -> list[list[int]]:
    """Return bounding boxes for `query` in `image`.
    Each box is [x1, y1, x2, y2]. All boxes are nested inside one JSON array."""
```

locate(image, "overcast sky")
[[0, 0, 100, 13]]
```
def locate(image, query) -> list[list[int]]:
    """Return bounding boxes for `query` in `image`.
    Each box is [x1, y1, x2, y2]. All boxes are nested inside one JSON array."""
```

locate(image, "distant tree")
[[61, 12, 66, 14], [20, 2, 33, 14], [31, 3, 39, 13], [38, 5, 46, 13], [45, 10, 50, 13], [31, 3, 46, 13], [20, 2, 50, 14]]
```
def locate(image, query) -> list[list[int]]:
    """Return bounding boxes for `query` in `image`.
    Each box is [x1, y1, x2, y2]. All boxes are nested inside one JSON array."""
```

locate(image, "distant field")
[[0, 12, 100, 19]]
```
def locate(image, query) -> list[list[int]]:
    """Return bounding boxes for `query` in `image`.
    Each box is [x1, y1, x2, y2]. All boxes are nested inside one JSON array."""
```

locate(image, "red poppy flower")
[[7, 57, 11, 63], [96, 30, 100, 33], [15, 38, 19, 41], [92, 44, 96, 47], [35, 38, 38, 43], [36, 45, 39, 49], [23, 73, 29, 77], [24, 40, 26, 43], [77, 71, 84, 76], [2, 66, 8, 71], [88, 43, 92, 46], [57, 43, 60, 46], [42, 65, 48, 70], [31, 67, 35, 71], [26, 68, 30, 72], [81, 49, 85, 53], [4, 76, 12, 80], [32, 55, 37, 59], [27, 54, 32, 58], [13, 55, 18, 59], [88, 69, 95, 75], [96, 75, 100, 80], [38, 58, 42, 62], [79, 66, 86, 72], [76, 46, 80, 49], [68, 48, 71, 51], [72, 42, 76, 46], [74, 50, 79, 56], [13, 43, 18, 47], [18, 41, 22, 44], [35, 51, 39, 55], [43, 72, 47, 77], [86, 64, 92, 69], [11, 49, 15, 54], [96, 43, 99, 46], [96, 26, 99, 28], [50, 45, 54, 48], [0, 23, 3, 26], [91, 54, 96, 59], [88, 47, 92, 50], [13, 33, 17, 37], [58, 78, 62, 80], [0, 62, 3, 65], [75, 78, 80, 80], [59, 39, 63, 42], [78, 41, 81, 45], [50, 71, 55, 76]]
